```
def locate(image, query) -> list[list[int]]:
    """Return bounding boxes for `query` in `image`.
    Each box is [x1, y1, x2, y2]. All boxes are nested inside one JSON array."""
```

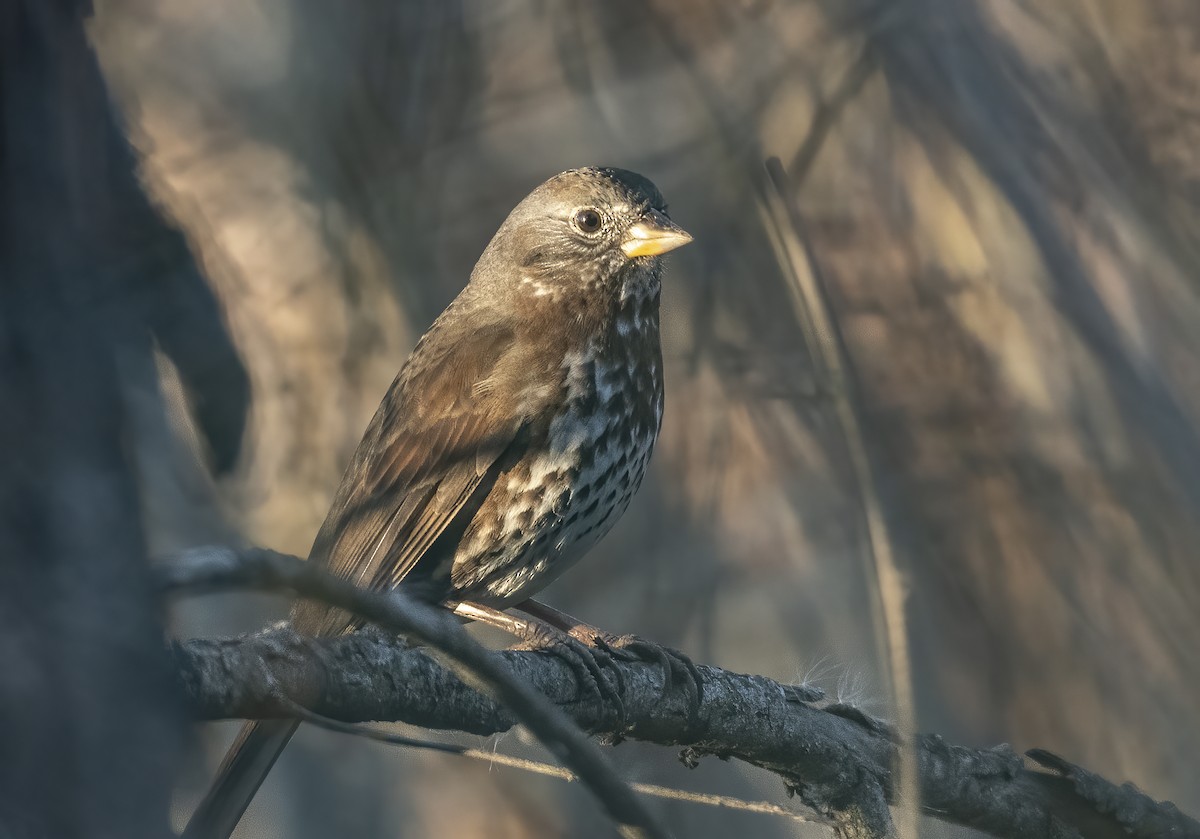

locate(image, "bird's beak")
[[620, 209, 693, 258]]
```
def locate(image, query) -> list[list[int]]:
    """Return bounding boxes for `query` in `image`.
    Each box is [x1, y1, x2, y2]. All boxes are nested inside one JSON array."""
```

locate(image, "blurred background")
[[25, 0, 1200, 836]]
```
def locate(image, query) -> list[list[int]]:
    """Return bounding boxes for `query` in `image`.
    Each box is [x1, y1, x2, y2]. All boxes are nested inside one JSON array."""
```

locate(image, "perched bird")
[[184, 167, 692, 838]]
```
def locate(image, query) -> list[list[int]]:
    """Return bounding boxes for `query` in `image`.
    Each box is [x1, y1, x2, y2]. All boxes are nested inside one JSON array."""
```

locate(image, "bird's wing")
[[292, 316, 540, 636]]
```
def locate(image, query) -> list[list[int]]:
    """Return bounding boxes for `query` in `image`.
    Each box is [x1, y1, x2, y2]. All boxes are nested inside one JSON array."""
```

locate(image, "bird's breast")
[[451, 304, 663, 606]]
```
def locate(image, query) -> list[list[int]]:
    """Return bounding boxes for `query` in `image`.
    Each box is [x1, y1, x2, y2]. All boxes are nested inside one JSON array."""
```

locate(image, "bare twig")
[[762, 155, 920, 839], [157, 546, 669, 839], [270, 690, 825, 825], [169, 613, 1199, 839], [787, 47, 879, 186]]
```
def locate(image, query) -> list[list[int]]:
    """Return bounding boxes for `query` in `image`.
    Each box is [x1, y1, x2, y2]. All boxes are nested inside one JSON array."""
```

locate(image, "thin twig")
[[157, 546, 670, 839], [788, 47, 879, 186], [761, 156, 919, 839], [272, 691, 826, 826]]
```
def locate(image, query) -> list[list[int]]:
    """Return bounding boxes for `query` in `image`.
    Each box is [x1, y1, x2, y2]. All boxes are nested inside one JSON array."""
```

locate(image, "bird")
[[183, 167, 692, 838]]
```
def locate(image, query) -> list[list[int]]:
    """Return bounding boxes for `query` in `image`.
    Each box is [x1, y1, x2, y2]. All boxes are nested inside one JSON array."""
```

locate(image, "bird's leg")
[[513, 598, 704, 718], [449, 601, 625, 723]]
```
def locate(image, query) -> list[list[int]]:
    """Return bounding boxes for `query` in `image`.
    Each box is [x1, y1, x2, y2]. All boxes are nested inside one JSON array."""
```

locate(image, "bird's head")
[[473, 167, 692, 304]]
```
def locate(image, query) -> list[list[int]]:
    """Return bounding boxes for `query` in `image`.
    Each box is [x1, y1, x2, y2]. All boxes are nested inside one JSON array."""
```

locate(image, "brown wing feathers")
[[292, 320, 529, 636]]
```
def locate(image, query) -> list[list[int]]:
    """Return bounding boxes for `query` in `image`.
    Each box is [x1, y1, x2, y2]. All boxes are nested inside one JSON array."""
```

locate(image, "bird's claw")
[[588, 632, 705, 723], [511, 624, 627, 725]]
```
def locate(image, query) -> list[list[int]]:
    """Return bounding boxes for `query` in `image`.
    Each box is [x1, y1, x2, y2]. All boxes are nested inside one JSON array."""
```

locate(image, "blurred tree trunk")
[[0, 1, 246, 836]]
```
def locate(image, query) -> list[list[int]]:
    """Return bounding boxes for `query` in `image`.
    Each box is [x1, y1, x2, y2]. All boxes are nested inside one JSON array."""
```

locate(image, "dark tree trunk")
[[0, 2, 247, 836]]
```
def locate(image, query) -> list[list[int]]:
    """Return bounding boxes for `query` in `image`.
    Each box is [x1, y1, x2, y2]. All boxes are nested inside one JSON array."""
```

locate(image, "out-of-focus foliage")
[[90, 0, 1200, 836]]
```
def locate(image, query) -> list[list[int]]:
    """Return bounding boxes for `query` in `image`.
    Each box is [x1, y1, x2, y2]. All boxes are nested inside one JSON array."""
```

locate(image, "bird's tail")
[[182, 719, 300, 839]]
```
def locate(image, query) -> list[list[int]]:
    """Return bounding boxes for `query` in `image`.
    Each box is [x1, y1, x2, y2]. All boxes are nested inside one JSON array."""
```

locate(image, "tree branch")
[[163, 548, 1199, 839], [158, 547, 668, 839]]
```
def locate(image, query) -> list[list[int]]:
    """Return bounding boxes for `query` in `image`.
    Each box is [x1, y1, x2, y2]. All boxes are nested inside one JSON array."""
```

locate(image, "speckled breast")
[[450, 307, 663, 607]]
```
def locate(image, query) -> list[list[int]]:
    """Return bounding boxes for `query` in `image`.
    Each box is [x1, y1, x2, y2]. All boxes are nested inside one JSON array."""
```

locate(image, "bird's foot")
[[509, 623, 627, 720], [589, 632, 704, 719], [515, 600, 704, 725], [451, 601, 626, 724]]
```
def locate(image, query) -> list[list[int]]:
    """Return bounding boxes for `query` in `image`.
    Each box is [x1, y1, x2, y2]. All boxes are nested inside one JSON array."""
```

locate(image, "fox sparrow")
[[184, 167, 691, 838]]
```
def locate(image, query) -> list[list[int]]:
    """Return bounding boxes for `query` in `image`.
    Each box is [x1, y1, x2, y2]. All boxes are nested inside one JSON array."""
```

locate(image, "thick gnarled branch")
[[159, 547, 667, 839], [170, 628, 1198, 839], [162, 548, 1197, 839]]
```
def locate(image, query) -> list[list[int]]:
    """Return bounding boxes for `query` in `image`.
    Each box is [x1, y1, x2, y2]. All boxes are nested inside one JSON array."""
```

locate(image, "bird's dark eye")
[[572, 208, 603, 234]]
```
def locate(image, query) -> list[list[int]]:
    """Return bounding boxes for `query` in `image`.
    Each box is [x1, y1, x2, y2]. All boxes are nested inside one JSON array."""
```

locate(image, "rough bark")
[[163, 551, 1199, 839]]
